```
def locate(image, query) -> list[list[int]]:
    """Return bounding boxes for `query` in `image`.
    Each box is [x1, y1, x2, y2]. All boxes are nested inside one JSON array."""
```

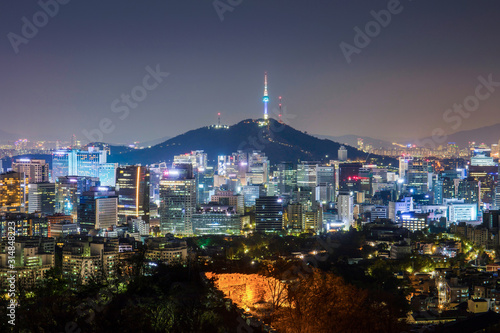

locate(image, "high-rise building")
[[338, 145, 348, 161], [286, 203, 303, 231], [456, 177, 480, 205], [339, 162, 362, 191], [51, 147, 116, 186], [255, 196, 283, 232], [12, 158, 49, 183], [116, 166, 150, 224], [297, 162, 317, 189], [28, 183, 55, 215], [78, 187, 118, 233], [468, 164, 498, 206], [242, 185, 260, 206], [192, 205, 241, 235], [337, 191, 354, 228], [159, 165, 196, 235], [399, 155, 411, 178], [196, 166, 215, 205], [0, 171, 28, 212], [407, 159, 430, 194], [246, 151, 269, 185], [277, 162, 296, 195], [173, 150, 207, 171], [55, 176, 100, 220]]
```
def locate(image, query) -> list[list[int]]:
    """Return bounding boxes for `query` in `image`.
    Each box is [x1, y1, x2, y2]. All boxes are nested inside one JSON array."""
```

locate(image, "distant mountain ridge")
[[314, 134, 394, 149], [106, 119, 397, 166], [419, 123, 500, 148]]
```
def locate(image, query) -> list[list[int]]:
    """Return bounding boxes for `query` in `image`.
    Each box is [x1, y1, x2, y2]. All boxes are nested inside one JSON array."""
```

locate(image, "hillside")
[[107, 119, 396, 166]]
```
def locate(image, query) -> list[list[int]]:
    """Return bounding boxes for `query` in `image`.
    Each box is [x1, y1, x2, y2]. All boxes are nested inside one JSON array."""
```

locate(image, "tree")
[[272, 269, 405, 333]]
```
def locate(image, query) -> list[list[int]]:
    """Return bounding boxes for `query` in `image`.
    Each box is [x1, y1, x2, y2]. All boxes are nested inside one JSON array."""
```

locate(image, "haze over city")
[[2, 1, 500, 333], [1, 0, 500, 144]]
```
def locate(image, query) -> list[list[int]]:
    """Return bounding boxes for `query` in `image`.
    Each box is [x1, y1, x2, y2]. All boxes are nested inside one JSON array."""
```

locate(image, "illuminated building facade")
[[28, 182, 55, 215], [255, 196, 283, 232], [159, 165, 196, 235], [116, 166, 150, 224], [12, 158, 49, 183], [0, 171, 28, 212], [78, 187, 118, 232]]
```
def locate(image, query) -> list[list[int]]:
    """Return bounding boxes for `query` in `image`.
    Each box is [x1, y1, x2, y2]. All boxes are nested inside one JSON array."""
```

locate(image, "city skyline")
[[1, 1, 500, 144]]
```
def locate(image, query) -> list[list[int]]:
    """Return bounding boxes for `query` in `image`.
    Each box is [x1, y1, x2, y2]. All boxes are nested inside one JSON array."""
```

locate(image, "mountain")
[[314, 134, 394, 149], [135, 136, 172, 148], [107, 119, 397, 166], [419, 123, 500, 148]]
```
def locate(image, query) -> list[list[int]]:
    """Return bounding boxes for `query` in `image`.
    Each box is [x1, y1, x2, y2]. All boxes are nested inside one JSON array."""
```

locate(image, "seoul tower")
[[263, 72, 269, 120]]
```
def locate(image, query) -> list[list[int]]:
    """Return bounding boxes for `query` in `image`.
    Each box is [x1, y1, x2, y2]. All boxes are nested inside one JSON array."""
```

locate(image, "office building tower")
[[255, 196, 283, 232], [242, 185, 260, 207], [277, 162, 296, 195], [286, 203, 303, 231], [192, 204, 241, 235], [337, 191, 354, 228], [339, 162, 362, 191], [399, 155, 411, 178], [130, 218, 150, 236], [78, 187, 118, 233], [116, 166, 150, 224], [407, 159, 430, 194], [12, 158, 49, 183], [173, 150, 208, 171], [51, 147, 116, 186], [457, 177, 480, 205], [159, 165, 196, 235], [297, 162, 318, 189], [338, 145, 348, 161], [468, 164, 498, 205], [494, 184, 500, 210], [28, 183, 55, 215], [448, 203, 478, 225], [0, 171, 28, 212], [303, 209, 323, 232], [196, 166, 215, 205], [211, 190, 244, 214], [55, 176, 99, 220]]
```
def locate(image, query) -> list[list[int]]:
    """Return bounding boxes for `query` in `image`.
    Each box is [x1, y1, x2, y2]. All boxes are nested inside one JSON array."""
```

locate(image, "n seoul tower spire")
[[263, 72, 269, 120]]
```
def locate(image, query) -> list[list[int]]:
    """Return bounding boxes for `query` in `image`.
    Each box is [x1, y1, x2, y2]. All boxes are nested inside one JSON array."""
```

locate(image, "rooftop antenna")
[[218, 112, 221, 127]]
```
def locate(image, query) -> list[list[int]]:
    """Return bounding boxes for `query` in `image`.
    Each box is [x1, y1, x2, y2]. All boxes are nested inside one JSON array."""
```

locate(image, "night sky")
[[1, 0, 500, 144]]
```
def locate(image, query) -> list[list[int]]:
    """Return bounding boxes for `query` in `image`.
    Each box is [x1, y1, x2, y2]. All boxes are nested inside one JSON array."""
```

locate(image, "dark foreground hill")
[[107, 118, 396, 166]]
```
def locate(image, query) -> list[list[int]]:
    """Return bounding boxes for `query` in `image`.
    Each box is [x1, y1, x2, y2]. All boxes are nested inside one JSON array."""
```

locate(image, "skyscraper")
[[55, 176, 100, 220], [159, 165, 196, 235], [78, 187, 118, 233], [337, 191, 354, 229], [0, 171, 29, 213], [28, 183, 56, 215], [12, 158, 49, 183], [255, 196, 283, 232], [51, 147, 116, 186], [338, 145, 348, 161], [116, 166, 150, 224]]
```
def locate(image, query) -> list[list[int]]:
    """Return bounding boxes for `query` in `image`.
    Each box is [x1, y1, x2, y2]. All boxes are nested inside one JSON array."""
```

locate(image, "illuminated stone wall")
[[206, 272, 286, 309]]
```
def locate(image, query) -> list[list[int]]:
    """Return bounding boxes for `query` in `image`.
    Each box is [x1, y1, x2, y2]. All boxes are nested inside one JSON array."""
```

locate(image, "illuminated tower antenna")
[[217, 112, 221, 127], [263, 72, 269, 120], [278, 96, 283, 123]]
